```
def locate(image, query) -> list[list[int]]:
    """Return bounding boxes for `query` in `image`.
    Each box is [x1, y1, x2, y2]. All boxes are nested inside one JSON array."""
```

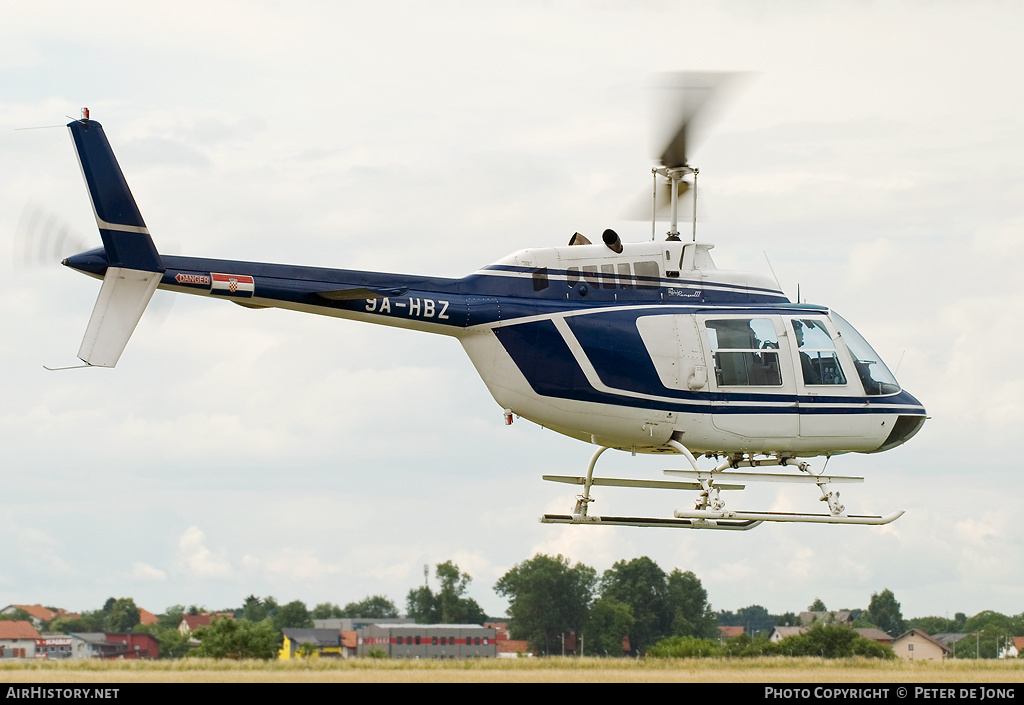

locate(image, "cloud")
[[131, 562, 167, 581], [175, 526, 235, 581]]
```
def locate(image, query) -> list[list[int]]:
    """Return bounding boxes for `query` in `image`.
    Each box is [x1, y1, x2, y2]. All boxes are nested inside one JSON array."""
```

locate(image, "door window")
[[791, 319, 847, 386], [705, 318, 782, 386]]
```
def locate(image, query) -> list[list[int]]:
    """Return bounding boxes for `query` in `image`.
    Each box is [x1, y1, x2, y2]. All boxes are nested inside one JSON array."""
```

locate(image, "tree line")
[[7, 554, 1022, 659]]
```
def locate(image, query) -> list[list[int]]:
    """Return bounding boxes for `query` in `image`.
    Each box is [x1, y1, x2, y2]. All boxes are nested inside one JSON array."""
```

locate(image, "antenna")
[[423, 564, 429, 587], [763, 251, 782, 292]]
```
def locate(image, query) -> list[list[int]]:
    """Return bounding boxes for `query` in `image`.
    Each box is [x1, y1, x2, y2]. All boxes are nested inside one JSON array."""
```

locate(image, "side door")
[[786, 315, 875, 438], [698, 315, 799, 439]]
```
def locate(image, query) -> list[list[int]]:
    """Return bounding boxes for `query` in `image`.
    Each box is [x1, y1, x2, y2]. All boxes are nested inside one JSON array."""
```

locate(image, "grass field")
[[1, 657, 1022, 683]]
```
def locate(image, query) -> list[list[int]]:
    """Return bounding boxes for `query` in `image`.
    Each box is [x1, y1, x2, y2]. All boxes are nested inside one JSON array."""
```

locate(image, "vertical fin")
[[67, 118, 162, 272], [67, 116, 164, 366]]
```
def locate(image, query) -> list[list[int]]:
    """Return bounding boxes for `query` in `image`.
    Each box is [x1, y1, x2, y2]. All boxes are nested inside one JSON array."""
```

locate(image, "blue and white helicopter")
[[57, 86, 926, 531]]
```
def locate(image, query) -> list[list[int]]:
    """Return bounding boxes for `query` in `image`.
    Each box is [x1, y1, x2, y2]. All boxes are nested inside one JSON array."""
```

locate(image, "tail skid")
[[66, 114, 163, 367]]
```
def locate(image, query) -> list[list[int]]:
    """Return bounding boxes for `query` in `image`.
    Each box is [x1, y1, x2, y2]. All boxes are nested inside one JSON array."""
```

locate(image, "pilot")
[[793, 321, 821, 385]]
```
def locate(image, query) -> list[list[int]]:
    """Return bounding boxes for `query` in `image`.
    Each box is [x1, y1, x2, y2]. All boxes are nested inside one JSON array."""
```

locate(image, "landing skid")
[[539, 441, 905, 530], [541, 513, 762, 530]]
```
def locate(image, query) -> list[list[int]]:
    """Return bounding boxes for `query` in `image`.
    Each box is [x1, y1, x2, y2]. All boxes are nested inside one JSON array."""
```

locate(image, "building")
[[279, 629, 343, 660], [35, 635, 74, 659], [70, 633, 127, 659], [891, 629, 952, 661], [65, 633, 159, 659], [719, 626, 745, 640], [997, 637, 1022, 659], [358, 624, 496, 659], [768, 626, 807, 642], [854, 628, 894, 646], [0, 605, 80, 628], [178, 613, 233, 635], [0, 621, 41, 659], [105, 633, 160, 659], [137, 608, 159, 626], [486, 622, 531, 658]]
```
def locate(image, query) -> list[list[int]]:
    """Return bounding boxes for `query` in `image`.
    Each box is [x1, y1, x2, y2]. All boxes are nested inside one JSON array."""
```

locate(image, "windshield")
[[829, 311, 901, 395]]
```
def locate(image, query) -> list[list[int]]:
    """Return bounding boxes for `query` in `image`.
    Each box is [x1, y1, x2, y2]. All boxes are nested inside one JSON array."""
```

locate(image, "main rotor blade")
[[652, 72, 740, 169]]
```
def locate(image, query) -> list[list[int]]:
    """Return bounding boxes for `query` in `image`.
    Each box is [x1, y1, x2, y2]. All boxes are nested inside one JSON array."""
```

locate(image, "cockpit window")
[[706, 318, 782, 386], [791, 319, 847, 386], [829, 311, 901, 395]]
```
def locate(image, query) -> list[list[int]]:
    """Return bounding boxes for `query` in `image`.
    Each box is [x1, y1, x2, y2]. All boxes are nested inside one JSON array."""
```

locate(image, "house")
[[891, 629, 952, 661], [719, 626, 744, 640], [341, 631, 358, 659], [998, 637, 1023, 659], [0, 605, 80, 628], [178, 614, 211, 635], [768, 626, 807, 642], [178, 613, 233, 635], [854, 628, 894, 646], [0, 621, 41, 659], [137, 608, 159, 626], [279, 628, 343, 660]]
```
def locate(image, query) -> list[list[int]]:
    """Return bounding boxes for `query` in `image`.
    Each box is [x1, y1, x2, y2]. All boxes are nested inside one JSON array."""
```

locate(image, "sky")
[[2, 0, 1023, 625]]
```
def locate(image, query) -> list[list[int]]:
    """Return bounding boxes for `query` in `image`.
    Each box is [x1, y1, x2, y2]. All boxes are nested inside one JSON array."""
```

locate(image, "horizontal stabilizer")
[[78, 267, 160, 367]]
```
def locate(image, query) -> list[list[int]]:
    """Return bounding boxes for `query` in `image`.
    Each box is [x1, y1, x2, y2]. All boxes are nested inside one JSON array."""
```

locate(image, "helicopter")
[[55, 81, 926, 532]]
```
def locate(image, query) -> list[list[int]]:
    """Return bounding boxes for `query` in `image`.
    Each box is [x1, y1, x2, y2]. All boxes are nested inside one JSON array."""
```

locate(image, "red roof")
[[0, 621, 41, 640], [719, 626, 744, 638], [180, 614, 212, 631], [138, 608, 158, 625], [12, 605, 56, 622]]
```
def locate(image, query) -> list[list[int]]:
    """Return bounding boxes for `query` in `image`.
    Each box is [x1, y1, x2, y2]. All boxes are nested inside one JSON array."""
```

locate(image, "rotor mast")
[[650, 72, 732, 243], [654, 165, 697, 242]]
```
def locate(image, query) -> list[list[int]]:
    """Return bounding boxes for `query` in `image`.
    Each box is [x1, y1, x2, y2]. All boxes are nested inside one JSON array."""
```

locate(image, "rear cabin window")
[[532, 267, 549, 291], [791, 319, 847, 386], [601, 264, 616, 289], [633, 261, 660, 290], [617, 262, 633, 288], [706, 318, 782, 386], [564, 262, 660, 290]]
